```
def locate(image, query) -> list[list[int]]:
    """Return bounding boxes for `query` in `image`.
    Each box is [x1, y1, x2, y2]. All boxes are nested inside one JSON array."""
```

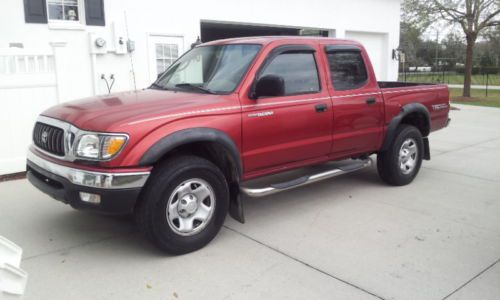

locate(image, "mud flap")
[[228, 182, 245, 223], [423, 137, 431, 160]]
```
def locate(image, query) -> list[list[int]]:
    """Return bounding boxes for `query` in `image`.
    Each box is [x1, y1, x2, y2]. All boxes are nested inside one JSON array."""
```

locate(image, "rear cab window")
[[325, 48, 368, 91]]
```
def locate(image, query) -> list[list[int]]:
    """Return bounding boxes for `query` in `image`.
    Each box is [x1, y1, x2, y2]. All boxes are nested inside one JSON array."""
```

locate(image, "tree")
[[405, 0, 500, 97], [416, 40, 441, 66], [442, 32, 466, 69], [483, 25, 500, 66], [400, 22, 425, 68], [400, 0, 433, 68]]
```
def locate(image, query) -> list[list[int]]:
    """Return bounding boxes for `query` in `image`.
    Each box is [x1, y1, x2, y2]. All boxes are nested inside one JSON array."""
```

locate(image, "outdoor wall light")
[[392, 47, 404, 61]]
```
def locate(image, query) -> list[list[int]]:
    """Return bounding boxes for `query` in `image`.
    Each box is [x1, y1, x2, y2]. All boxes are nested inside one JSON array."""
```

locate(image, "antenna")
[[124, 11, 137, 91]]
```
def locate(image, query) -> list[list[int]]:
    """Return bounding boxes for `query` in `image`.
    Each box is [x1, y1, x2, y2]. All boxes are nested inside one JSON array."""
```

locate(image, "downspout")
[[49, 41, 67, 103], [90, 53, 98, 95]]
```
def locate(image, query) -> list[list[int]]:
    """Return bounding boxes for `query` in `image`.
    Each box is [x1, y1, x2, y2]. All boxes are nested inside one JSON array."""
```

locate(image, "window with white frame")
[[155, 43, 179, 74], [24, 0, 105, 26], [47, 0, 80, 22]]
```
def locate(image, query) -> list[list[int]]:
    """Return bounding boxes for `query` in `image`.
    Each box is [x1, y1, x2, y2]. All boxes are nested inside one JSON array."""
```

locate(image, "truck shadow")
[[31, 161, 384, 257], [33, 209, 166, 257], [238, 162, 387, 223]]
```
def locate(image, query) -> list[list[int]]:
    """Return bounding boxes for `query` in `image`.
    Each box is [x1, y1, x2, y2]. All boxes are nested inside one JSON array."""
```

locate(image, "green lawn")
[[398, 73, 500, 86], [449, 88, 500, 108]]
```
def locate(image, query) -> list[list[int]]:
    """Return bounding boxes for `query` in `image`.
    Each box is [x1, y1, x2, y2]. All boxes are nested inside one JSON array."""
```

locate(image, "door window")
[[47, 0, 80, 21], [155, 43, 179, 75], [148, 36, 184, 81], [326, 51, 368, 91], [259, 52, 320, 96]]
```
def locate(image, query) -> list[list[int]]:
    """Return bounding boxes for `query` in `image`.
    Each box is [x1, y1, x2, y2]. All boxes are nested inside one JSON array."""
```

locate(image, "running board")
[[240, 159, 372, 198]]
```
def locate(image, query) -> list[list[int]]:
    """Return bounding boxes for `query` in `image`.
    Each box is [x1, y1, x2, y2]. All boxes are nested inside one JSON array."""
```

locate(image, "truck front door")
[[240, 43, 333, 174]]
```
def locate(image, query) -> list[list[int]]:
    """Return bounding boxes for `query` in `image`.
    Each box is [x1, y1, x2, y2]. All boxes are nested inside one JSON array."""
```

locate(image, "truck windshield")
[[153, 44, 262, 94]]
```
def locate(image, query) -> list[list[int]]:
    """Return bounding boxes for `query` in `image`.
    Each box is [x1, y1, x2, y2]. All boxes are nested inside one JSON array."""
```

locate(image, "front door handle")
[[315, 103, 328, 112], [366, 98, 376, 105]]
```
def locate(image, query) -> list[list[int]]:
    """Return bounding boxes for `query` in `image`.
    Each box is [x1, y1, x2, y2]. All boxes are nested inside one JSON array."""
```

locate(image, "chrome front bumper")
[[27, 149, 150, 190]]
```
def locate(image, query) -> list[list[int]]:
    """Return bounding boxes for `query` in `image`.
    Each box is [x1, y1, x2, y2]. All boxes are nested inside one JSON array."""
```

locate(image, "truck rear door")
[[321, 44, 385, 158]]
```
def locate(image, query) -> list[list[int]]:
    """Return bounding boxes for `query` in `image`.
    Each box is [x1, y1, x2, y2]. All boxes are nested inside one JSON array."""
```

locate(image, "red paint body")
[[41, 37, 450, 180]]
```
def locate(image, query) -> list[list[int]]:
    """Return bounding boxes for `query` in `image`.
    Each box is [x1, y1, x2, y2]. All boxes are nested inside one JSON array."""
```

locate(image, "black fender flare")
[[139, 127, 242, 176], [381, 103, 431, 159], [138, 127, 245, 224]]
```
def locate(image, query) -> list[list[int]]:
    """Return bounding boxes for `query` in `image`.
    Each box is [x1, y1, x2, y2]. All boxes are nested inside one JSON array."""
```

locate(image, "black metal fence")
[[398, 69, 499, 97]]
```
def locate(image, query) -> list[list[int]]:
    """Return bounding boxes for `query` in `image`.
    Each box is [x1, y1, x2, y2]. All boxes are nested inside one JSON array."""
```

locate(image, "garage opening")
[[200, 21, 330, 42]]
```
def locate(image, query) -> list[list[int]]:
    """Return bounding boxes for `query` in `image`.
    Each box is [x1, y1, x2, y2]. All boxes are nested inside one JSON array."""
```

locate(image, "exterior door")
[[323, 44, 384, 158], [241, 44, 333, 173], [147, 35, 184, 82]]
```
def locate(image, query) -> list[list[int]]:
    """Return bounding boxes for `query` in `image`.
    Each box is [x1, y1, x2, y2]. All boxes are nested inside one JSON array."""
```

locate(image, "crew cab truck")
[[26, 37, 450, 254]]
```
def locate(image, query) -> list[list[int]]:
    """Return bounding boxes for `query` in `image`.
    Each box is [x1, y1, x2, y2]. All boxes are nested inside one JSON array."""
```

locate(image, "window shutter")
[[85, 0, 105, 26], [24, 0, 48, 24]]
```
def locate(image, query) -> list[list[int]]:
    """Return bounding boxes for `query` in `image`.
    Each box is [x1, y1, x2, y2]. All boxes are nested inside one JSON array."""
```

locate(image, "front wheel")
[[377, 125, 423, 186], [136, 156, 229, 254]]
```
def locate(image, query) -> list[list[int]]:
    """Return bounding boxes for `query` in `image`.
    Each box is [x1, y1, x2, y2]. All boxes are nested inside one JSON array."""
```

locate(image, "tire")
[[135, 155, 229, 254], [377, 125, 423, 186]]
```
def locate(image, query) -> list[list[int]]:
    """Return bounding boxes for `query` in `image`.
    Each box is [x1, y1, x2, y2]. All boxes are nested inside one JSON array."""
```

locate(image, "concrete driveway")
[[1, 104, 499, 300]]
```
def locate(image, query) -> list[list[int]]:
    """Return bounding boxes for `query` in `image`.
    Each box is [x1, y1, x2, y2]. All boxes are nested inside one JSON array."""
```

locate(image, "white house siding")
[[345, 31, 390, 80], [0, 0, 401, 174]]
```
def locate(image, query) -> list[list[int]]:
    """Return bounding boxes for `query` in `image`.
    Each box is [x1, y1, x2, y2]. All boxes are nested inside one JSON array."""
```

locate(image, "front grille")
[[33, 122, 65, 156]]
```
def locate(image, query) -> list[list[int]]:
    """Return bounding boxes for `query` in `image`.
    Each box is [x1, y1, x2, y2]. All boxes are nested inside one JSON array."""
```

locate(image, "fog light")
[[79, 192, 101, 204]]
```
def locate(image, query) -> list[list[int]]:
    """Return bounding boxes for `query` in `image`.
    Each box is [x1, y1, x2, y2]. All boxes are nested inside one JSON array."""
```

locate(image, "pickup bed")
[[27, 36, 450, 254]]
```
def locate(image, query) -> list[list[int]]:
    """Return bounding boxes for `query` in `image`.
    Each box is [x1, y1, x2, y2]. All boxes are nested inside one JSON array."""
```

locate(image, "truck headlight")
[[75, 134, 127, 160], [76, 134, 100, 159]]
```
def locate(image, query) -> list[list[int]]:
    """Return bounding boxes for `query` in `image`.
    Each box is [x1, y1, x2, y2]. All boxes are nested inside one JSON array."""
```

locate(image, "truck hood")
[[41, 89, 236, 131]]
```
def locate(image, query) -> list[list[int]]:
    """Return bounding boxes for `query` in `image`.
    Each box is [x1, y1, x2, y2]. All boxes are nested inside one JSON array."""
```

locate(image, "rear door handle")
[[315, 103, 327, 112], [366, 98, 376, 105]]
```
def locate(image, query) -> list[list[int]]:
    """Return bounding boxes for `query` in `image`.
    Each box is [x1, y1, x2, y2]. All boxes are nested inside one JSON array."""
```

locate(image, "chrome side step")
[[240, 159, 372, 197]]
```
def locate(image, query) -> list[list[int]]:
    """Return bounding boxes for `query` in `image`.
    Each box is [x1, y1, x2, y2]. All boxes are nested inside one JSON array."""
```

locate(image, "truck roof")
[[202, 36, 363, 47]]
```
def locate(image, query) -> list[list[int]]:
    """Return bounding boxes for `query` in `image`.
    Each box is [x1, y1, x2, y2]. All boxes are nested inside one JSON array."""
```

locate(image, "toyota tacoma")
[[27, 37, 450, 254]]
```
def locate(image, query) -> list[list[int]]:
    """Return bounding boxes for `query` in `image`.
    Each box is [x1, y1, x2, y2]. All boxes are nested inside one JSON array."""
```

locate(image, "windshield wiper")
[[175, 83, 215, 94], [150, 82, 169, 90]]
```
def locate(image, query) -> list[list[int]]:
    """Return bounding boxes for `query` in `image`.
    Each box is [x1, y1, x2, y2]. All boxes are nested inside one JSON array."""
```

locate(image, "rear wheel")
[[377, 125, 423, 186], [136, 155, 229, 254]]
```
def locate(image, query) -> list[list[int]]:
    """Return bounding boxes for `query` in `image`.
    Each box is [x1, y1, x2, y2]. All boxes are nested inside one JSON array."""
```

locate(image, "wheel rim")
[[166, 178, 216, 236], [398, 138, 418, 175]]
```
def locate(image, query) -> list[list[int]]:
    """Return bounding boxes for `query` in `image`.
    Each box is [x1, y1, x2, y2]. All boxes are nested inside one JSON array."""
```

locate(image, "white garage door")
[[345, 31, 388, 81]]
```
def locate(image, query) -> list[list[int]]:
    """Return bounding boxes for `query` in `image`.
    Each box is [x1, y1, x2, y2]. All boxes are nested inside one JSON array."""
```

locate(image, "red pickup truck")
[[27, 37, 450, 254]]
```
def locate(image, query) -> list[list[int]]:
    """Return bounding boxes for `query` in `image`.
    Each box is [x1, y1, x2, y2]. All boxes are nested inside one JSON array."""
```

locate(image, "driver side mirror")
[[251, 75, 285, 99]]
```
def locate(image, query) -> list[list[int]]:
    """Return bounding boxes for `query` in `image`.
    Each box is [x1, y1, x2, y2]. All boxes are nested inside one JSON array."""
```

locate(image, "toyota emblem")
[[41, 131, 48, 143]]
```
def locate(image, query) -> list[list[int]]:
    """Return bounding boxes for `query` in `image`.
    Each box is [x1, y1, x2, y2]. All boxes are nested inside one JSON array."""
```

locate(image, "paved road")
[[1, 104, 499, 300]]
